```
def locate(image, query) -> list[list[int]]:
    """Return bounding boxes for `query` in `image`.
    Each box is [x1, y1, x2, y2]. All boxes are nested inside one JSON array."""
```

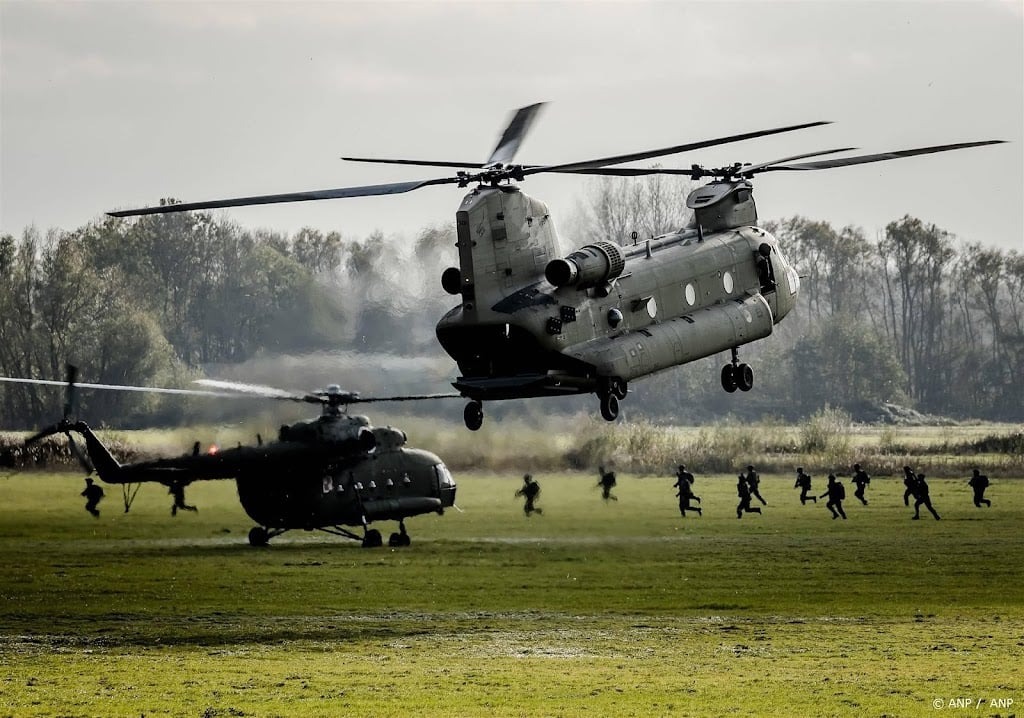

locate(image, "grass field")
[[1, 470, 1022, 717]]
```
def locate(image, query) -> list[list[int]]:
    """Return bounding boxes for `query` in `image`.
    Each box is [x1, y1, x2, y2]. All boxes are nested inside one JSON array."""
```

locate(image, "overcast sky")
[[2, 1, 1022, 252]]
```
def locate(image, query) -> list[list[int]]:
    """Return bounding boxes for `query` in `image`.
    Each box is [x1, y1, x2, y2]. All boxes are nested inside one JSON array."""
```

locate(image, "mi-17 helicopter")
[[1, 366, 458, 547], [108, 104, 1005, 430]]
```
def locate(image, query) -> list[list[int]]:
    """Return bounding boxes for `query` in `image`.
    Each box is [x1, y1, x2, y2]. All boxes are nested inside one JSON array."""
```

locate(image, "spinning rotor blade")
[[733, 147, 859, 177], [107, 178, 459, 218], [523, 120, 833, 176], [755, 140, 1006, 172], [343, 103, 548, 171], [65, 432, 94, 474], [341, 157, 483, 169], [63, 364, 78, 420], [195, 379, 460, 405], [487, 102, 546, 166], [193, 379, 308, 402], [0, 375, 241, 399], [347, 393, 463, 404]]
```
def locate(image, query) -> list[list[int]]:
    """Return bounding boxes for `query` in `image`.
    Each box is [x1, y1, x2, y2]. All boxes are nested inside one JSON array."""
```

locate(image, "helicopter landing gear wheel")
[[248, 526, 270, 547], [463, 401, 483, 431], [721, 364, 738, 393], [735, 363, 754, 392], [599, 392, 619, 422], [610, 377, 628, 400], [388, 522, 411, 547], [362, 528, 383, 548]]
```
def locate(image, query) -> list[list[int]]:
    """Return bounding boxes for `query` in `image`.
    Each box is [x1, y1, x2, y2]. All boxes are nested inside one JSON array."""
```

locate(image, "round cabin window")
[[685, 283, 696, 306], [723, 271, 734, 294]]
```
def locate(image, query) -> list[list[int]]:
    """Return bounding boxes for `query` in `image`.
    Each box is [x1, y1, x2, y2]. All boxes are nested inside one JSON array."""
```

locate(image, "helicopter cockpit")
[[686, 180, 757, 234]]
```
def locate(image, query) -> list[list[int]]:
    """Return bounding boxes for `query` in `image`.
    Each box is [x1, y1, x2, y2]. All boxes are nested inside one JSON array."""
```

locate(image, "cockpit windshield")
[[434, 463, 455, 488]]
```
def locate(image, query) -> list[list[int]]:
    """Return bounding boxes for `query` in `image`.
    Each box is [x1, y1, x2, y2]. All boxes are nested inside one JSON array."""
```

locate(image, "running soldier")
[[851, 463, 871, 505], [674, 465, 701, 502], [794, 467, 817, 505], [968, 468, 991, 508], [911, 473, 941, 520], [902, 466, 918, 507], [515, 474, 543, 516], [736, 473, 762, 519], [674, 466, 702, 517], [819, 474, 847, 519], [81, 477, 104, 518], [745, 465, 767, 505], [597, 465, 619, 502], [168, 480, 198, 516]]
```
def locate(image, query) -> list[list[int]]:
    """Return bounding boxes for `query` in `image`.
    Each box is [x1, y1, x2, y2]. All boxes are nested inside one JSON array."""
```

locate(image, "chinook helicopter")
[[1, 366, 458, 547], [108, 104, 1004, 429]]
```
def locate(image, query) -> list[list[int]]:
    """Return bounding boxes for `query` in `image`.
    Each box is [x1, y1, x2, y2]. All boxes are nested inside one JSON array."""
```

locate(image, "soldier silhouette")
[[673, 465, 702, 517], [820, 474, 847, 519], [515, 474, 543, 516], [794, 467, 817, 505], [911, 473, 941, 520], [902, 466, 918, 506], [968, 468, 991, 508], [745, 465, 767, 505], [168, 480, 198, 516], [736, 473, 762, 519], [81, 477, 104, 518], [597, 465, 618, 502], [851, 463, 871, 505]]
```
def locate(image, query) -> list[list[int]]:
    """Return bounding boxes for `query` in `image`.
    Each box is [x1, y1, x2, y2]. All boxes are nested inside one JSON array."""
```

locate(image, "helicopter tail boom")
[[68, 422, 123, 483]]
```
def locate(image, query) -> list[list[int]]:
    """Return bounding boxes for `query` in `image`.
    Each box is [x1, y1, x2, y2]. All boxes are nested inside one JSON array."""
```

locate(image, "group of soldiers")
[[513, 464, 995, 520]]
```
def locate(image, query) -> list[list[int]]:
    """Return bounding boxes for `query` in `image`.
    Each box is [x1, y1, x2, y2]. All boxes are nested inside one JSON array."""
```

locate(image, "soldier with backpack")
[[820, 474, 847, 520]]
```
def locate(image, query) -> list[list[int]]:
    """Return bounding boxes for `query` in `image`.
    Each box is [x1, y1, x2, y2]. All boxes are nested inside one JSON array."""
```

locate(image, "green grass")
[[1, 471, 1022, 717]]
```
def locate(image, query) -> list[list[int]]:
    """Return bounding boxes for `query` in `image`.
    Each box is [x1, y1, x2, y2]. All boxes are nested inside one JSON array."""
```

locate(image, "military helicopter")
[[108, 104, 1005, 429], [1, 366, 458, 547]]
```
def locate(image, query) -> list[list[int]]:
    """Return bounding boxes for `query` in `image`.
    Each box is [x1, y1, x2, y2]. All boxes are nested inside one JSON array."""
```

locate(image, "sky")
[[2, 0, 1022, 252]]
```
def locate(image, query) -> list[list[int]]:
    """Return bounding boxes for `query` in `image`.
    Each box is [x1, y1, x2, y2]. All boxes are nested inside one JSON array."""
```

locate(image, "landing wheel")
[[248, 526, 270, 547], [736, 363, 754, 392], [610, 377, 628, 400], [463, 401, 483, 431], [388, 531, 411, 547], [721, 364, 738, 393], [599, 393, 619, 422], [362, 528, 383, 548]]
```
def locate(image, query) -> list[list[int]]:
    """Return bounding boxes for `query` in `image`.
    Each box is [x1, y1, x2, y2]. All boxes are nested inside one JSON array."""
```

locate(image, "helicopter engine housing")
[[544, 241, 625, 289]]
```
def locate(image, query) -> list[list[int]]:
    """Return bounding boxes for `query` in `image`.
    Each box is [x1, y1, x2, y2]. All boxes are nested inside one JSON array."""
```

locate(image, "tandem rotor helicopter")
[[108, 104, 1005, 430], [0, 366, 458, 547]]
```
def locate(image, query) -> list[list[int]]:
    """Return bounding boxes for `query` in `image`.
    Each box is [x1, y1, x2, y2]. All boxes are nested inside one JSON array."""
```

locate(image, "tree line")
[[1, 182, 1021, 428]]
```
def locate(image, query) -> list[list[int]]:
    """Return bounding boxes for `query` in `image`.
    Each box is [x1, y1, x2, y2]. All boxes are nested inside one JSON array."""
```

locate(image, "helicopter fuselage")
[[72, 419, 456, 545], [436, 184, 800, 423]]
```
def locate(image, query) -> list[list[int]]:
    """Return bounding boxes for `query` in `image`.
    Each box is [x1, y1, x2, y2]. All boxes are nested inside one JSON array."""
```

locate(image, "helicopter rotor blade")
[[195, 379, 461, 405], [0, 375, 243, 399], [341, 157, 483, 169], [735, 147, 860, 177], [63, 364, 78, 421], [107, 177, 460, 218], [522, 120, 833, 176], [522, 149, 856, 179], [24, 424, 63, 446], [486, 102, 546, 166], [193, 379, 310, 402], [756, 140, 1006, 172], [347, 393, 463, 403], [65, 431, 94, 475]]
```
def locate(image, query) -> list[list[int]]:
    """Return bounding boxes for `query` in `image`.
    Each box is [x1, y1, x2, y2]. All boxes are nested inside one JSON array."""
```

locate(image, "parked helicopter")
[[108, 104, 1005, 429], [1, 366, 458, 547]]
